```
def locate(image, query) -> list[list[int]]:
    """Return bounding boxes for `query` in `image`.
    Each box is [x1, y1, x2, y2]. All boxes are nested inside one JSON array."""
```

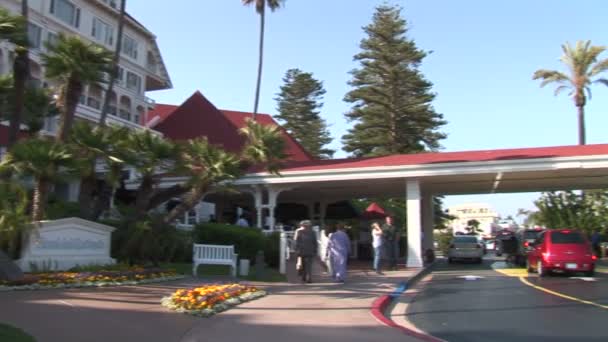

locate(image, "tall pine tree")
[[275, 68, 334, 159], [342, 5, 446, 157]]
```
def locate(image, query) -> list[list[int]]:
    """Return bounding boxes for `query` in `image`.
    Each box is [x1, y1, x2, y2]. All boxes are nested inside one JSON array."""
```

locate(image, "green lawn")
[[161, 263, 286, 282], [0, 323, 36, 342]]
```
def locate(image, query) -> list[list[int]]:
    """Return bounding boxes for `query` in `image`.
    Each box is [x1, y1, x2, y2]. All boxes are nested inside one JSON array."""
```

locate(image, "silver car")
[[448, 236, 484, 263]]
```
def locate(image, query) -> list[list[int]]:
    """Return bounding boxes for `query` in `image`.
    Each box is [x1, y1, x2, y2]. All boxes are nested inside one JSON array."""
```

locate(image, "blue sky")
[[127, 0, 608, 219]]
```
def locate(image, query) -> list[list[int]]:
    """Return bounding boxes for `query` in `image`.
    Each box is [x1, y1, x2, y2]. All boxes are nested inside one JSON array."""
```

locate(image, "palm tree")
[[0, 138, 73, 221], [122, 130, 179, 220], [161, 138, 241, 225], [533, 40, 608, 145], [70, 121, 128, 219], [42, 34, 113, 142], [162, 118, 286, 225], [242, 0, 284, 119], [0, 182, 30, 259], [99, 0, 127, 126], [0, 6, 29, 148]]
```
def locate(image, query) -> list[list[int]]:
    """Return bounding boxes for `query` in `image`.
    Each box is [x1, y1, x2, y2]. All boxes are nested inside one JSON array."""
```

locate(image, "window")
[[91, 18, 114, 46], [454, 236, 478, 244], [50, 0, 81, 28], [47, 32, 59, 49], [122, 35, 138, 60], [116, 66, 124, 85], [550, 231, 585, 244], [126, 71, 141, 94], [28, 23, 42, 49], [101, 0, 118, 9]]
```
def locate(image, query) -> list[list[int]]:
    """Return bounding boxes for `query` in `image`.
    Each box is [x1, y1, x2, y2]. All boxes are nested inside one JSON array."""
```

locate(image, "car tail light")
[[524, 241, 529, 247], [592, 255, 597, 261], [562, 230, 571, 234]]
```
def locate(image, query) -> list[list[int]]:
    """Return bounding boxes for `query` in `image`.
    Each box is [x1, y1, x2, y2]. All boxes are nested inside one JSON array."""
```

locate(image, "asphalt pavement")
[[403, 255, 608, 342]]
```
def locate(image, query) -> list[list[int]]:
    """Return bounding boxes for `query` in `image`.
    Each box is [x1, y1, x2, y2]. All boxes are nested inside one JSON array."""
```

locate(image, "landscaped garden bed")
[[0, 266, 184, 291], [161, 283, 267, 317]]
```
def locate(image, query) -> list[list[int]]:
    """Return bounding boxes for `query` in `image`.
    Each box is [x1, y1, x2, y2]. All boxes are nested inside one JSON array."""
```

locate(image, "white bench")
[[192, 244, 238, 277]]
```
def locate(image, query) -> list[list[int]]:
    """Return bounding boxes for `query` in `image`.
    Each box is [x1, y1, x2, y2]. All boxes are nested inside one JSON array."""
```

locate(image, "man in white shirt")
[[235, 214, 249, 227]]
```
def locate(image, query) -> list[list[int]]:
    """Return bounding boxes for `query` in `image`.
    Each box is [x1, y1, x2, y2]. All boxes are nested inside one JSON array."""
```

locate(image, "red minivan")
[[527, 229, 596, 277]]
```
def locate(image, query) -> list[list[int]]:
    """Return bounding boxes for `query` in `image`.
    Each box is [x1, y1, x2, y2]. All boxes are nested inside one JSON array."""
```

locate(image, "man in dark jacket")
[[295, 220, 318, 283]]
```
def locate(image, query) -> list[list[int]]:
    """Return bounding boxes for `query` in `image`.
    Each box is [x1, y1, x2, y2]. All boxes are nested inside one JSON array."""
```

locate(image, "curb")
[[370, 262, 444, 342]]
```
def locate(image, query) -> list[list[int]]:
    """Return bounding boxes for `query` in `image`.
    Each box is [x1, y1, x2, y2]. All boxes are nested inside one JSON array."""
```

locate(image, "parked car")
[[495, 229, 516, 257], [513, 228, 544, 265], [527, 229, 597, 277], [448, 236, 484, 263], [485, 239, 496, 251]]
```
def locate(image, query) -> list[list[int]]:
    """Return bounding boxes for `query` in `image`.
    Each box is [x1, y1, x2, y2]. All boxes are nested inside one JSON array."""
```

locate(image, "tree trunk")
[[32, 178, 49, 222], [7, 0, 29, 148], [78, 172, 97, 219], [134, 176, 154, 220], [577, 105, 585, 145], [162, 186, 207, 225], [99, 0, 126, 126], [57, 78, 83, 142], [252, 6, 265, 120], [146, 184, 188, 211]]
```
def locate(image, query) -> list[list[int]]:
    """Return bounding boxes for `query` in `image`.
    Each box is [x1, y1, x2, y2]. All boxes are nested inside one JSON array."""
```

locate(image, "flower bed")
[[161, 283, 267, 317], [0, 267, 184, 291]]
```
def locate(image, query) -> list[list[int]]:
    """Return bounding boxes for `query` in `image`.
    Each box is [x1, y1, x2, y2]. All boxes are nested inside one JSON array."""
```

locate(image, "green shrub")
[[193, 223, 266, 264], [110, 217, 192, 265], [264, 231, 281, 268], [46, 199, 81, 220]]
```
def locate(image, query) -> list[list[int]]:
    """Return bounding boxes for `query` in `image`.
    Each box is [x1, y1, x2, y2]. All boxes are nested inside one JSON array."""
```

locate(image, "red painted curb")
[[371, 294, 444, 342]]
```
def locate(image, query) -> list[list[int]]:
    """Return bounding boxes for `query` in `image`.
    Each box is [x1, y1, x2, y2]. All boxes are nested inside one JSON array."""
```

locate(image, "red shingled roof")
[[147, 104, 178, 126], [275, 144, 608, 172], [149, 92, 313, 162]]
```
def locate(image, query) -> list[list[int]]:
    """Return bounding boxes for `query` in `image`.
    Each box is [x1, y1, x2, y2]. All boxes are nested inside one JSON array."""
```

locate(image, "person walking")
[[327, 223, 351, 283], [295, 220, 318, 283], [371, 222, 383, 274], [382, 216, 400, 270]]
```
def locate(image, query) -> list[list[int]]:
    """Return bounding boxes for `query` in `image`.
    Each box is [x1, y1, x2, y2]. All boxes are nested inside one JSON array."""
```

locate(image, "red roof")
[[276, 144, 608, 172], [149, 91, 313, 162], [147, 104, 178, 126], [362, 202, 387, 220], [0, 125, 28, 146]]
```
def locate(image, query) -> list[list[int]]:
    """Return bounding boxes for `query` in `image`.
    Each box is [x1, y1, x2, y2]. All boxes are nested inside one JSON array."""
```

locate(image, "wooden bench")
[[192, 244, 238, 277]]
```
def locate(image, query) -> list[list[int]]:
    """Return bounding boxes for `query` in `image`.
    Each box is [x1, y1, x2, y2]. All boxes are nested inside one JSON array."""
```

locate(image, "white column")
[[267, 188, 279, 231], [421, 195, 435, 252], [406, 179, 423, 268], [251, 187, 263, 229]]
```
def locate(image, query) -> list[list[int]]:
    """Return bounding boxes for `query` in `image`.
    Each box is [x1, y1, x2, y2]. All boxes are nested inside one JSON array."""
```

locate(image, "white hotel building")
[[0, 0, 172, 133]]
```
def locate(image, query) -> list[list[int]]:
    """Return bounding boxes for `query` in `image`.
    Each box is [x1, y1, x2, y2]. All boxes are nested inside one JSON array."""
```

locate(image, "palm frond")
[[532, 69, 570, 87], [553, 84, 571, 96], [590, 58, 608, 77], [239, 118, 287, 174], [594, 78, 608, 87]]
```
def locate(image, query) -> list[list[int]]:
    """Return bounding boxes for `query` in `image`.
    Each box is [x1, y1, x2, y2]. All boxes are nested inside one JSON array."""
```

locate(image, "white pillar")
[[421, 195, 435, 252], [406, 180, 423, 268], [252, 187, 263, 229], [268, 188, 280, 231]]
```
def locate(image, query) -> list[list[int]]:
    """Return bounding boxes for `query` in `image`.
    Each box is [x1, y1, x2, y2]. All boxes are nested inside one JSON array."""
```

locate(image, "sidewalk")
[[0, 259, 424, 342]]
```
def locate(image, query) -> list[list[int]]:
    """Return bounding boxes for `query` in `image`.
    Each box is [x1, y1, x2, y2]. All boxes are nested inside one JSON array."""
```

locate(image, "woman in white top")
[[371, 222, 383, 274]]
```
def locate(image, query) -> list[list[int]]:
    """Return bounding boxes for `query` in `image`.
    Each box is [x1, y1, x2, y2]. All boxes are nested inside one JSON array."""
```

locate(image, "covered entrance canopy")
[[227, 144, 608, 268]]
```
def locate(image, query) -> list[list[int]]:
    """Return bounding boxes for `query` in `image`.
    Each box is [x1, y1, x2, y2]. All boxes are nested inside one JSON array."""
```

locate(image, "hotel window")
[[126, 71, 141, 94], [101, 0, 118, 9], [46, 32, 59, 49], [122, 35, 138, 60], [50, 0, 81, 28], [28, 23, 42, 49], [91, 18, 114, 46]]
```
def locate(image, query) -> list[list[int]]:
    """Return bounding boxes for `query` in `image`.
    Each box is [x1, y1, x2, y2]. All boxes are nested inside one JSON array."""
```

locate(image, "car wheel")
[[477, 258, 483, 264], [496, 251, 502, 257], [537, 261, 547, 277], [585, 268, 595, 277], [526, 259, 533, 273]]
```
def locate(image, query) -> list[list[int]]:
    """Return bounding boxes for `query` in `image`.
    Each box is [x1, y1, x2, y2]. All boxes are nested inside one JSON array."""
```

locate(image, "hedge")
[[194, 223, 269, 265]]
